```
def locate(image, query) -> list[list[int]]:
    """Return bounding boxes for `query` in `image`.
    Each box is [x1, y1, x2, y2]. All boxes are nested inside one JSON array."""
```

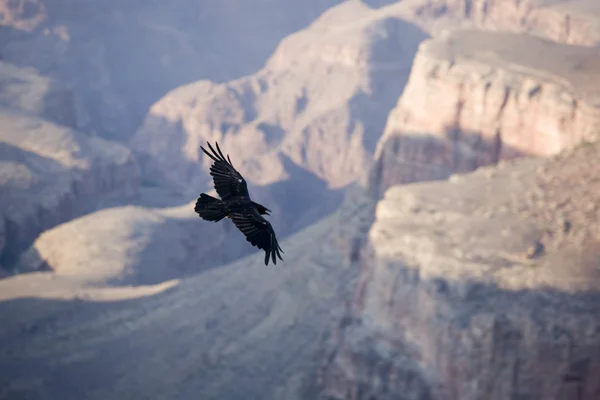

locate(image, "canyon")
[[131, 1, 428, 193], [0, 185, 377, 400], [0, 0, 342, 139], [1, 1, 600, 400]]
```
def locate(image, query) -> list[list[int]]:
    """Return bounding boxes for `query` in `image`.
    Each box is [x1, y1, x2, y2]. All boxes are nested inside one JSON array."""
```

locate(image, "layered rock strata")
[[369, 29, 600, 196], [319, 141, 600, 400], [397, 0, 600, 46]]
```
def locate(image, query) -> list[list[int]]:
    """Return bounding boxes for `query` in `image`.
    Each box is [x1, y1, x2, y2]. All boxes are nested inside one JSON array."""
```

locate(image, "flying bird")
[[194, 141, 284, 265]]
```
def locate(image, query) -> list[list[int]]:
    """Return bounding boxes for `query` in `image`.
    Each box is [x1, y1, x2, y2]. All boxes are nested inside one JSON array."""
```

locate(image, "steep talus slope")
[[395, 0, 600, 46], [0, 185, 377, 400], [131, 1, 428, 194], [0, 108, 140, 269], [318, 141, 600, 400], [369, 29, 600, 196], [0, 0, 341, 138]]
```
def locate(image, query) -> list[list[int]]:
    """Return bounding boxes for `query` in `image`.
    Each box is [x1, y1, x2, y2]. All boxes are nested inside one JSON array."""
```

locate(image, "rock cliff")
[[0, 108, 140, 269], [132, 1, 428, 194], [397, 0, 600, 46], [318, 141, 600, 399], [369, 29, 600, 196]]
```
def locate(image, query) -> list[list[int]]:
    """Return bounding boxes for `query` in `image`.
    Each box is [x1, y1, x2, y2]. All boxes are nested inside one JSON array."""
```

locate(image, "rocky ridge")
[[16, 197, 256, 285]]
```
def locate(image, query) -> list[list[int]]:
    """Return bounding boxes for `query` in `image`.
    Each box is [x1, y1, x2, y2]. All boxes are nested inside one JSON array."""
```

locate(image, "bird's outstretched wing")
[[200, 141, 249, 200], [229, 210, 284, 266]]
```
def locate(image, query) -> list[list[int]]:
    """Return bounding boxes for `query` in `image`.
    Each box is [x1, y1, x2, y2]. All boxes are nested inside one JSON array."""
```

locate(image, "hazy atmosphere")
[[1, 0, 600, 399]]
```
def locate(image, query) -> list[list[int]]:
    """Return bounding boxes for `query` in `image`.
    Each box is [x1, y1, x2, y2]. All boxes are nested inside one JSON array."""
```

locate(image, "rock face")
[[0, 108, 140, 268], [0, 185, 376, 400], [369, 29, 600, 196], [5, 0, 598, 140], [318, 142, 600, 400], [0, 60, 77, 128], [0, 0, 342, 139], [132, 1, 428, 194], [398, 0, 600, 46]]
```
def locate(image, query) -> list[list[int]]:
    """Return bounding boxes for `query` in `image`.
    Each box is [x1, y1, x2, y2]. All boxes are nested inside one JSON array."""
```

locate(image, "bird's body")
[[194, 142, 284, 265]]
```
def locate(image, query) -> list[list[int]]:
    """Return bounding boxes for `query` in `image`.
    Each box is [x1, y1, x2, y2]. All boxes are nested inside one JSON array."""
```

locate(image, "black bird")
[[194, 141, 284, 265]]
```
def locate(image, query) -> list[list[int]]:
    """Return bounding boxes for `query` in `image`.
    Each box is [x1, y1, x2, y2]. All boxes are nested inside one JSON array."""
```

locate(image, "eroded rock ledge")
[[319, 141, 600, 400], [401, 0, 600, 46], [369, 29, 600, 196]]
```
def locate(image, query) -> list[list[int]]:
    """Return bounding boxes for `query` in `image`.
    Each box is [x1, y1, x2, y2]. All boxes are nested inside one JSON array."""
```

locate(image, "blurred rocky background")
[[1, 1, 600, 399]]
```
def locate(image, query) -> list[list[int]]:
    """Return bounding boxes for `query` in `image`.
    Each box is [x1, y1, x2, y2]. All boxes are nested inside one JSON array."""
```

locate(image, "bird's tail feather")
[[195, 193, 226, 222]]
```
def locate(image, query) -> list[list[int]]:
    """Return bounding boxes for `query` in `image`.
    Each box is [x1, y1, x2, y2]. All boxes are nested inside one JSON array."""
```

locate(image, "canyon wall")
[[317, 6, 600, 397], [368, 28, 600, 196], [398, 0, 600, 46], [319, 140, 600, 400], [3, 0, 598, 139], [131, 1, 428, 194], [129, 1, 429, 243]]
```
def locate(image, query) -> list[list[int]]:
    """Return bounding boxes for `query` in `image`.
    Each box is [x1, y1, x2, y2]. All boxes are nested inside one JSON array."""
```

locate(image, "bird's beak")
[[265, 208, 271, 216]]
